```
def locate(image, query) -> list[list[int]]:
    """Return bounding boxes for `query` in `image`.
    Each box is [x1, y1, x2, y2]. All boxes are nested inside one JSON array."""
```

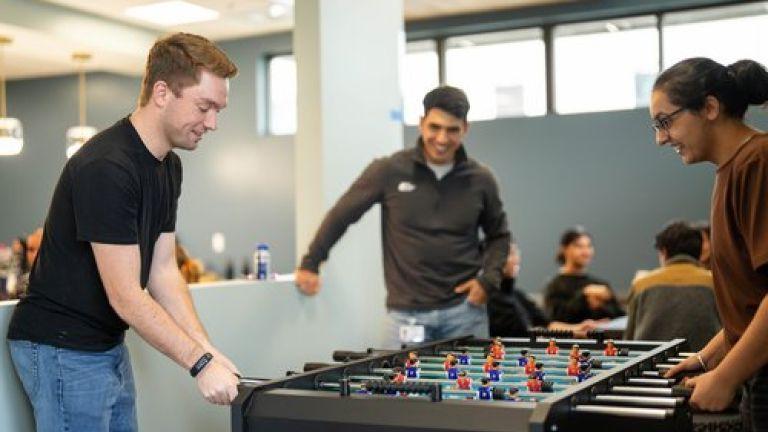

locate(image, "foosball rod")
[[592, 394, 685, 407], [572, 405, 675, 419], [611, 385, 693, 397]]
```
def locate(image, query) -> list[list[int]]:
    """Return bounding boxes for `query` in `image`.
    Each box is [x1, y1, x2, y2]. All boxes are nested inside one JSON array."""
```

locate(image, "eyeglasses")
[[651, 107, 685, 132]]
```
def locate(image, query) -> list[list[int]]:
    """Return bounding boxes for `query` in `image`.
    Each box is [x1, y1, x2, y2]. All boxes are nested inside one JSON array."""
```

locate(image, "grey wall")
[[406, 108, 768, 295], [173, 34, 296, 275]]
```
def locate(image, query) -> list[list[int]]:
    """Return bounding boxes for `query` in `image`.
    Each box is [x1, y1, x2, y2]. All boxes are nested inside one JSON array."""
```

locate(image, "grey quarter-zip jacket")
[[300, 139, 511, 310]]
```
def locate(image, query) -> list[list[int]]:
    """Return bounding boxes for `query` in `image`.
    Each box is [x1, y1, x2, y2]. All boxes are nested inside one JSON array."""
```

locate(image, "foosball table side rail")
[[232, 336, 693, 432], [530, 338, 694, 432]]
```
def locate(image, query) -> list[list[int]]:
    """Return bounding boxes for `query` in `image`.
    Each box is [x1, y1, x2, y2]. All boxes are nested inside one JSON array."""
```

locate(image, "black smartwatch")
[[190, 352, 214, 377]]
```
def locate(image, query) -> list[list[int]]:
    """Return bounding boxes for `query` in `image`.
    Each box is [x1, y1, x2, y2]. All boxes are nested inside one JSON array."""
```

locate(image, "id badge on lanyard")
[[399, 318, 425, 344]]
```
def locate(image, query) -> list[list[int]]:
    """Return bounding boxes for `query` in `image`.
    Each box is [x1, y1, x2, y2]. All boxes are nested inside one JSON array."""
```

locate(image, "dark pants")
[[741, 366, 768, 432]]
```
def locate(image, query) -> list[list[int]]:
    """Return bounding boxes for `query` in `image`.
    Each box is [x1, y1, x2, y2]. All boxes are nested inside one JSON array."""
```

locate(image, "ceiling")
[[0, 0, 566, 80]]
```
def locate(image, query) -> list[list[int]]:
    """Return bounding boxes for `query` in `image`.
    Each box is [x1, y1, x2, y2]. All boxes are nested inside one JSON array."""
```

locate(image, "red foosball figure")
[[546, 338, 559, 355], [566, 358, 580, 376], [524, 355, 537, 375], [569, 344, 580, 360], [604, 339, 618, 356], [483, 355, 495, 374], [406, 351, 420, 368], [526, 374, 542, 392], [456, 370, 473, 390], [490, 337, 506, 360], [391, 367, 406, 384], [443, 353, 456, 371]]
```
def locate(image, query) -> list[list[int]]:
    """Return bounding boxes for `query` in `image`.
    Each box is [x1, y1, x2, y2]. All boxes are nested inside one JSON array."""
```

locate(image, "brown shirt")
[[711, 133, 768, 346]]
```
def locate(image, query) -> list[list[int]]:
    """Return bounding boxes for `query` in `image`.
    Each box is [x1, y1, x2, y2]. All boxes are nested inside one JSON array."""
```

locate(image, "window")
[[402, 40, 440, 125], [267, 54, 297, 135], [554, 16, 659, 114], [663, 3, 768, 69], [445, 29, 546, 121], [267, 41, 440, 132]]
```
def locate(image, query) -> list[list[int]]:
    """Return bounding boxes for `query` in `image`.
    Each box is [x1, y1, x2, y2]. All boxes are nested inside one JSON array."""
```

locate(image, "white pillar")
[[294, 0, 404, 348]]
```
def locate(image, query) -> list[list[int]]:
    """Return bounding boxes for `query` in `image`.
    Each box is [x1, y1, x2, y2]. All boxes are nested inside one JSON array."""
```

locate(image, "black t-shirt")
[[543, 273, 624, 323], [8, 117, 182, 351]]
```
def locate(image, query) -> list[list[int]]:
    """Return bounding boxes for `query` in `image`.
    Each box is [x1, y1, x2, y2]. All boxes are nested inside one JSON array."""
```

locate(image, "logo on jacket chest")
[[398, 181, 416, 192]]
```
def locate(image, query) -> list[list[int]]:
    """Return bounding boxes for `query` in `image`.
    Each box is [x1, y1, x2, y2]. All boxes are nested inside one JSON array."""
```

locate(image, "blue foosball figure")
[[446, 366, 459, 380], [458, 350, 471, 365], [478, 378, 493, 400], [578, 350, 594, 369], [517, 349, 529, 366], [488, 367, 502, 382], [406, 366, 420, 379], [577, 363, 593, 382]]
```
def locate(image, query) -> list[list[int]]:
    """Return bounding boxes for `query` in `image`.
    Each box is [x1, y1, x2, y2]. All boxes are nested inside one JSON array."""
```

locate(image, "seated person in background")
[[24, 228, 43, 271], [16, 228, 44, 298], [5, 228, 43, 299], [175, 240, 207, 284], [625, 221, 720, 351], [488, 241, 601, 337], [543, 226, 624, 324]]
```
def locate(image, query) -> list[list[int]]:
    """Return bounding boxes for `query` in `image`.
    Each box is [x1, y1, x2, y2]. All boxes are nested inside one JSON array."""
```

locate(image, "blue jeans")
[[8, 340, 137, 432], [385, 297, 489, 348]]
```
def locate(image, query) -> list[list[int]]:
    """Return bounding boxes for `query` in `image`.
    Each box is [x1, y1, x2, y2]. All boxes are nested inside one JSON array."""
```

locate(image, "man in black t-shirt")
[[7, 33, 239, 431]]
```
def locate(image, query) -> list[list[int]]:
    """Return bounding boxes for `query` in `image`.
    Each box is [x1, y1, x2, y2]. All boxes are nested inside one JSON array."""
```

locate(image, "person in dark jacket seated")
[[488, 241, 599, 337], [543, 227, 624, 324]]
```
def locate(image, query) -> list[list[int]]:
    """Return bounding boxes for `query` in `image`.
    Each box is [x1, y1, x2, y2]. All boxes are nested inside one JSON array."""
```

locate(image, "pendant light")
[[65, 52, 97, 158], [0, 36, 23, 156]]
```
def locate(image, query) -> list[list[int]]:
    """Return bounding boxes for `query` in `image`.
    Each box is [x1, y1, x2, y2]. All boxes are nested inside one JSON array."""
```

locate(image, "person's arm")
[[475, 170, 511, 293], [684, 295, 768, 411], [597, 283, 625, 317], [296, 159, 387, 293], [146, 233, 239, 375], [92, 243, 238, 405]]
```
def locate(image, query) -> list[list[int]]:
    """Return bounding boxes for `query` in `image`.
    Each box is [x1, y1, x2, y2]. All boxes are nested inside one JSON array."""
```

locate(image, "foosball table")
[[232, 334, 698, 431]]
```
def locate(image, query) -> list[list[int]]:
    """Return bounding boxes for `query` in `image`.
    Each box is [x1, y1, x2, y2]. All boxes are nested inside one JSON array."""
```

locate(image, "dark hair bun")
[[729, 60, 768, 106]]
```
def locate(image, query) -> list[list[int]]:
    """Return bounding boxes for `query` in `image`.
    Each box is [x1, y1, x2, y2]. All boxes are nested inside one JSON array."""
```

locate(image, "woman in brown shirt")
[[651, 57, 768, 431]]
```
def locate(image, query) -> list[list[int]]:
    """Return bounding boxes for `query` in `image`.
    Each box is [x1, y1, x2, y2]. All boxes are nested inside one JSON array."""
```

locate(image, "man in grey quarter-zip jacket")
[[295, 86, 510, 347]]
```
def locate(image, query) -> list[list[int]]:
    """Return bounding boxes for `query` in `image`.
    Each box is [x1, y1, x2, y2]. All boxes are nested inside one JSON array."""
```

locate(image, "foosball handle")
[[339, 378, 351, 397], [430, 383, 443, 402], [333, 350, 370, 362], [527, 327, 573, 344], [238, 376, 268, 385], [671, 385, 693, 398], [304, 362, 332, 372], [587, 329, 606, 345]]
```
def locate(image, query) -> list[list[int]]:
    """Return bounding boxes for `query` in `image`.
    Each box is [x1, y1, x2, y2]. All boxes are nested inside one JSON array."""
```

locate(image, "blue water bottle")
[[256, 243, 271, 280]]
